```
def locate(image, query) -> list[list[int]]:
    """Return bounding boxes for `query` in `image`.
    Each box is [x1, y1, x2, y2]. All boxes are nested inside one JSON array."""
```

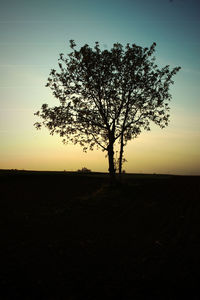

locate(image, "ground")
[[0, 170, 200, 299]]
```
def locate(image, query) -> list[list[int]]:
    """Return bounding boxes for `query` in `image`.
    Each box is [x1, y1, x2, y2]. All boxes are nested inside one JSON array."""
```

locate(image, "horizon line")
[[0, 168, 199, 177]]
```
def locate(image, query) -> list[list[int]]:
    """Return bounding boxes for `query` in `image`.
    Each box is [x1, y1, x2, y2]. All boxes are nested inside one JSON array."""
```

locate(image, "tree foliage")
[[35, 40, 180, 181]]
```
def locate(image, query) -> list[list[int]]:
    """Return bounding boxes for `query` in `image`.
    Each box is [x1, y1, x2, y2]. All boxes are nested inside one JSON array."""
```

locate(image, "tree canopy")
[[35, 40, 180, 181]]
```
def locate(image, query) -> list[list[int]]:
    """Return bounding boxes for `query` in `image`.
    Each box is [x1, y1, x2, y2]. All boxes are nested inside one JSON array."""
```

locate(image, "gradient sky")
[[0, 0, 200, 175]]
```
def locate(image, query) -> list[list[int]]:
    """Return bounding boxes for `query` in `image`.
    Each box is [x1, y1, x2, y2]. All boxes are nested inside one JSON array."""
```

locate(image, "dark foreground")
[[0, 170, 200, 299]]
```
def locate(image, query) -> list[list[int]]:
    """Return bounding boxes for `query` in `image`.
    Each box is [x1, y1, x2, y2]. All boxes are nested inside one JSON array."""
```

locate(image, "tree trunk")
[[119, 133, 124, 178], [107, 142, 116, 185]]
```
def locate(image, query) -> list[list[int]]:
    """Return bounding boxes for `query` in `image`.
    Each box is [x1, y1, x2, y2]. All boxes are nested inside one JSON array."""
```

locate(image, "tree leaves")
[[34, 40, 181, 175]]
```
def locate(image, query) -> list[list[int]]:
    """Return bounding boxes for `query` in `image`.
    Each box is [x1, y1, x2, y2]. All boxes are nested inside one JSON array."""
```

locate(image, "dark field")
[[0, 170, 200, 299]]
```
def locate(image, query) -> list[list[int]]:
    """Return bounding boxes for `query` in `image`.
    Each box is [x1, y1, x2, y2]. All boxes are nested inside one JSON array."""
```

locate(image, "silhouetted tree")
[[34, 40, 180, 182]]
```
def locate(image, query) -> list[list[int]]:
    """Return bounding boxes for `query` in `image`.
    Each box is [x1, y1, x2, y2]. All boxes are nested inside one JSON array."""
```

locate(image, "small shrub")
[[77, 167, 92, 173]]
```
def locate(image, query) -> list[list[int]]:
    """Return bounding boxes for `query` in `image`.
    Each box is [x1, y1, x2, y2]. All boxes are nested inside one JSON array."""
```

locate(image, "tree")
[[34, 40, 180, 182]]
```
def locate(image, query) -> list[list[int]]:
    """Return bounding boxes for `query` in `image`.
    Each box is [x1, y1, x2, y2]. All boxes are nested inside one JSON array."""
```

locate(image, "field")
[[0, 170, 200, 299]]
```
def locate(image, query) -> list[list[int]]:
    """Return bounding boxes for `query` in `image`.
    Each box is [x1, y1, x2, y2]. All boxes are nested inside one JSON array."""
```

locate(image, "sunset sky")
[[0, 0, 200, 175]]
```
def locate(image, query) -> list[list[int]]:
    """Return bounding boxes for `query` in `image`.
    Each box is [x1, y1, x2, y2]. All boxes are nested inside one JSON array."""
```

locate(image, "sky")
[[0, 0, 200, 175]]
